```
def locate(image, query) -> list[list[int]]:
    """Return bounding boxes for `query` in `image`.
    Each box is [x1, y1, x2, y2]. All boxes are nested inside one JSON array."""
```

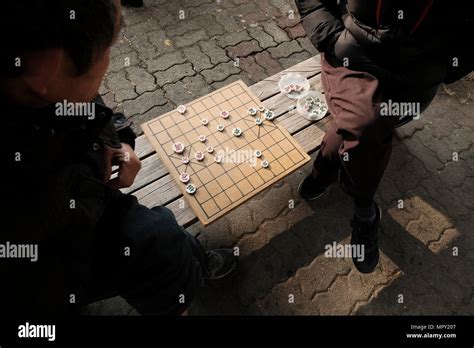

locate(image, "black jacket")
[[296, 0, 474, 88], [0, 97, 136, 317]]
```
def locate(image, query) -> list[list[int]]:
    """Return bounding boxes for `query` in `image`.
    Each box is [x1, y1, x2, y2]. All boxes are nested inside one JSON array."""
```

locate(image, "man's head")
[[1, 0, 122, 107]]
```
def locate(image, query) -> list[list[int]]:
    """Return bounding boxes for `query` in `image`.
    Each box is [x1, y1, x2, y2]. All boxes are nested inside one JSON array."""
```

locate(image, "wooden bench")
[[123, 54, 331, 228]]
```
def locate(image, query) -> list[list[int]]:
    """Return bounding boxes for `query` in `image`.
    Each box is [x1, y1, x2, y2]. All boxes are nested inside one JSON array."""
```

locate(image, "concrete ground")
[[93, 0, 474, 315]]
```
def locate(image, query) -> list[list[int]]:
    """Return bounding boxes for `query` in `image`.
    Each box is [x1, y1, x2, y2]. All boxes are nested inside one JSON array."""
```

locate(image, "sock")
[[355, 200, 376, 222]]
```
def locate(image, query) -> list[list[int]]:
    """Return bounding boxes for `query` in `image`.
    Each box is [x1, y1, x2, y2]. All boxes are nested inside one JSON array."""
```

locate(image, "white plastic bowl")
[[278, 73, 310, 100], [296, 91, 328, 121]]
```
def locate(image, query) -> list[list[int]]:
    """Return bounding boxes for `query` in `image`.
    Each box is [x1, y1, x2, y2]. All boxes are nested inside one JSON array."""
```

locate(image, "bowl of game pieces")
[[279, 73, 310, 99], [296, 91, 329, 121]]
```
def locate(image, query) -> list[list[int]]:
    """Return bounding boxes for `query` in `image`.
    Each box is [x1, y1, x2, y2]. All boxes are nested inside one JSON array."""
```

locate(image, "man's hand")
[[103, 143, 141, 189]]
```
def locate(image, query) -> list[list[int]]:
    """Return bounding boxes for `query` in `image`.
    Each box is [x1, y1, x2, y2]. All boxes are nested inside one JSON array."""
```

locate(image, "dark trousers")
[[313, 54, 439, 204], [82, 192, 208, 315]]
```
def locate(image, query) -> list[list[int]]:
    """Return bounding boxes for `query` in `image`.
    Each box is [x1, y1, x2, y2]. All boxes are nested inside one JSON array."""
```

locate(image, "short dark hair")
[[1, 0, 117, 76]]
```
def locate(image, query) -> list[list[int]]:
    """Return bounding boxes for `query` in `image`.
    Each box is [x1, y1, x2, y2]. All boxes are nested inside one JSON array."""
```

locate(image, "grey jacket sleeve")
[[295, 0, 345, 52]]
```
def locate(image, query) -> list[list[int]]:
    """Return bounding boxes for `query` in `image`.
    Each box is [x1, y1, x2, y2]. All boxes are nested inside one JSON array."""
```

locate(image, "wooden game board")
[[141, 80, 311, 226]]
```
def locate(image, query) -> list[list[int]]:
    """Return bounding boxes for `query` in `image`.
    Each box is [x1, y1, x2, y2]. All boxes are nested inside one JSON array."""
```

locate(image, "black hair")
[[1, 0, 117, 76]]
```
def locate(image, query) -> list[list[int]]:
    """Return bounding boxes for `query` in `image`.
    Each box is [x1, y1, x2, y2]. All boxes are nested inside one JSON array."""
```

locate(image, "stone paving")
[[93, 0, 474, 315], [100, 0, 316, 135]]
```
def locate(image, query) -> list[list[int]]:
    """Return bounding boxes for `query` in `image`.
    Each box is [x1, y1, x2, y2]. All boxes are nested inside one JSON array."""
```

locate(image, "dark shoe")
[[205, 249, 237, 280], [350, 203, 382, 273], [121, 0, 144, 7], [298, 174, 330, 201]]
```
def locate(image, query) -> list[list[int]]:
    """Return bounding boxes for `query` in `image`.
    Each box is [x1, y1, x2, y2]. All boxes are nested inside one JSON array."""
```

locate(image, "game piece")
[[195, 151, 205, 161], [303, 96, 328, 117], [258, 106, 265, 112], [185, 183, 197, 195], [177, 105, 187, 114], [233, 127, 242, 137], [201, 118, 209, 126], [217, 124, 225, 132], [206, 146, 214, 153], [248, 107, 258, 116], [214, 155, 222, 163], [198, 135, 206, 142], [264, 110, 275, 121], [261, 160, 269, 168], [255, 118, 263, 126], [284, 83, 305, 96], [181, 156, 190, 164], [172, 142, 185, 154], [255, 150, 262, 158], [179, 173, 190, 183], [220, 110, 230, 119]]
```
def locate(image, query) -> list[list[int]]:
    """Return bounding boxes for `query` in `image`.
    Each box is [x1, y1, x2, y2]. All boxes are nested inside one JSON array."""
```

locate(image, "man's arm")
[[295, 0, 344, 53], [93, 95, 141, 189]]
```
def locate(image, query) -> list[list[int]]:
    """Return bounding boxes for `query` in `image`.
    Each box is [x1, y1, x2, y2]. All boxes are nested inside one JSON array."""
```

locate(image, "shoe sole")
[[207, 259, 238, 281], [297, 181, 329, 201]]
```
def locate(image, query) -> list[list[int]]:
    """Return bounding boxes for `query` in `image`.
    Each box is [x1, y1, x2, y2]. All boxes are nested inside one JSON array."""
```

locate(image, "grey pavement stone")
[[108, 52, 139, 73], [199, 40, 230, 65], [182, 45, 214, 72], [226, 40, 263, 59], [262, 21, 291, 44], [268, 40, 305, 59], [104, 70, 137, 103], [165, 21, 202, 38], [278, 49, 313, 66], [181, 74, 214, 96], [213, 11, 244, 33], [125, 66, 157, 94], [190, 14, 226, 37], [154, 62, 196, 87], [163, 75, 213, 106], [173, 29, 208, 48], [121, 90, 167, 117], [149, 7, 176, 28], [210, 73, 254, 90], [216, 31, 252, 48], [248, 26, 277, 49], [201, 61, 240, 84], [145, 51, 186, 73], [147, 30, 173, 53]]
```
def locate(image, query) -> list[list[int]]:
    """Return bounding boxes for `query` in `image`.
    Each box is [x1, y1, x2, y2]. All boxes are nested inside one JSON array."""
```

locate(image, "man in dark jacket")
[[296, 0, 473, 273], [0, 0, 236, 317]]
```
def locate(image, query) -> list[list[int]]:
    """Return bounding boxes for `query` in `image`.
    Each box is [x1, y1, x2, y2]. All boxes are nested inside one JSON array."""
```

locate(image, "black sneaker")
[[298, 174, 330, 201], [350, 203, 382, 274], [205, 249, 237, 280]]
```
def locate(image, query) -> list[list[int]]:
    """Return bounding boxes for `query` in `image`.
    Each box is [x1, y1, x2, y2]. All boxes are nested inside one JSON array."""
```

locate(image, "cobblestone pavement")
[[95, 0, 474, 315], [100, 0, 316, 135]]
